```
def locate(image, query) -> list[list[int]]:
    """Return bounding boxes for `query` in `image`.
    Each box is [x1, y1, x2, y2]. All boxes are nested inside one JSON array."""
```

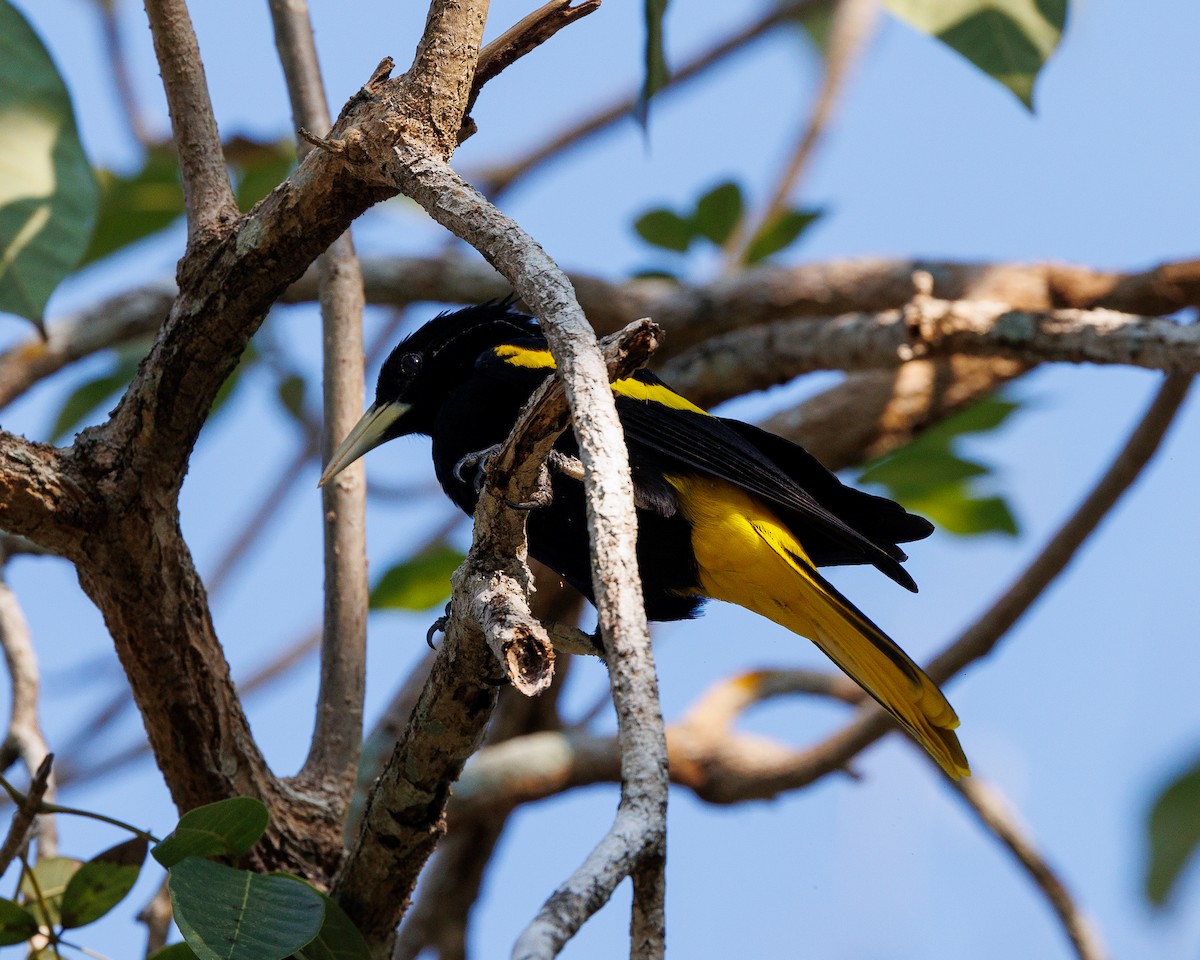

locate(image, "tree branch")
[[142, 0, 238, 244], [950, 776, 1109, 960], [268, 0, 370, 808], [661, 295, 1200, 408]]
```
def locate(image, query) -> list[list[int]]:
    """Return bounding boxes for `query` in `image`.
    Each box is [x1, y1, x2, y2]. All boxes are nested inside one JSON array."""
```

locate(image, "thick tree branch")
[[268, 0, 370, 808], [662, 295, 1199, 408], [142, 0, 238, 244], [8, 256, 1199, 417], [370, 150, 666, 958]]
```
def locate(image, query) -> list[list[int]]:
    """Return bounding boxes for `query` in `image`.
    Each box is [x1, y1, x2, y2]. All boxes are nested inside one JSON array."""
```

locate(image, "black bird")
[[320, 302, 968, 778]]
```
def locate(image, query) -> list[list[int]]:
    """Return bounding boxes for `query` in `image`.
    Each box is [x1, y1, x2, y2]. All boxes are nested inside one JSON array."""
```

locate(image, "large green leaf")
[[149, 945, 202, 960], [1146, 753, 1200, 906], [225, 137, 295, 213], [169, 858, 324, 960], [59, 836, 147, 929], [0, 0, 99, 329], [0, 898, 38, 946], [19, 856, 82, 927], [859, 395, 1021, 537], [153, 797, 270, 869], [879, 0, 1067, 108], [369, 542, 466, 611]]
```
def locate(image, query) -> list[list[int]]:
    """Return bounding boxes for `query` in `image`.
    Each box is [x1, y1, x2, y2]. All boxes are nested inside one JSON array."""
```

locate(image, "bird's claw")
[[454, 444, 503, 494], [426, 600, 452, 649]]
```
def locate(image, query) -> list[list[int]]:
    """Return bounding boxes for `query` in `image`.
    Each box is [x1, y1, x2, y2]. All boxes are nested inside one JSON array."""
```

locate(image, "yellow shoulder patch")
[[494, 344, 710, 416], [493, 344, 556, 369], [613, 377, 710, 416]]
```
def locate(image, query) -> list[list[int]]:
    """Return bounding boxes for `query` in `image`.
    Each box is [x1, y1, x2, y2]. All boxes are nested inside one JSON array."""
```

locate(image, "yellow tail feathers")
[[667, 475, 970, 779]]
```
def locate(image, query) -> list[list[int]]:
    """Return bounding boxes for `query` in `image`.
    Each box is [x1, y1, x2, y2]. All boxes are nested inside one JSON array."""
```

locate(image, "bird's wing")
[[611, 371, 922, 591], [477, 343, 924, 590]]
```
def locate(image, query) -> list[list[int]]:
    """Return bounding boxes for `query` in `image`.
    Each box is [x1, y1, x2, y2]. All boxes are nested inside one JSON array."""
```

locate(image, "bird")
[[319, 301, 969, 779]]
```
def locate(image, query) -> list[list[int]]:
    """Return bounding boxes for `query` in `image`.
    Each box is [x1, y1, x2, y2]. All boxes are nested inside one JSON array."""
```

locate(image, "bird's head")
[[318, 300, 538, 486]]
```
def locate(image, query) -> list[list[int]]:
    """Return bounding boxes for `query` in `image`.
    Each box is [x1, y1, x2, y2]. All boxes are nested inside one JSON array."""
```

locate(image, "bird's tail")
[[746, 518, 968, 778], [668, 473, 968, 777]]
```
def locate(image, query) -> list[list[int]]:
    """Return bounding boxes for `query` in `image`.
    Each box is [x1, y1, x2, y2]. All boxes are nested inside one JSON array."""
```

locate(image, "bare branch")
[[100, 0, 154, 147], [0, 556, 55, 856], [377, 149, 666, 956], [268, 0, 370, 807], [142, 0, 238, 243], [724, 0, 877, 266], [464, 0, 602, 125], [0, 754, 51, 874], [927, 372, 1193, 683], [476, 0, 825, 196], [661, 297, 1200, 408], [950, 776, 1109, 960], [7, 256, 1198, 415]]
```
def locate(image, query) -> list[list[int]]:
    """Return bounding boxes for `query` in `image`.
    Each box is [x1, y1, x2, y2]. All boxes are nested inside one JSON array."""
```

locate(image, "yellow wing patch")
[[493, 344, 710, 416]]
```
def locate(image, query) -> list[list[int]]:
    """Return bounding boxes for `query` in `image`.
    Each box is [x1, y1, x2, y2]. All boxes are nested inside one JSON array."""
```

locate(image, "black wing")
[[614, 371, 929, 591]]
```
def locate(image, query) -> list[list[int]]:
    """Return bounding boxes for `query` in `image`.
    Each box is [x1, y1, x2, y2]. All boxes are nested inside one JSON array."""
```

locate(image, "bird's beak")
[[318, 401, 411, 487]]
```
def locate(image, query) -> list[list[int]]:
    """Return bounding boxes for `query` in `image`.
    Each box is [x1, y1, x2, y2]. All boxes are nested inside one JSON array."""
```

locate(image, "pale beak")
[[318, 401, 411, 487]]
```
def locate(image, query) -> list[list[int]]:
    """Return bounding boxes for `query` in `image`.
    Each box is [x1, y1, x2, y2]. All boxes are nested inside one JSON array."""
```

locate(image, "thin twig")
[[950, 776, 1109, 960], [476, 0, 825, 196], [98, 0, 154, 147], [724, 0, 876, 267], [142, 0, 237, 242], [206, 441, 315, 598], [269, 0, 369, 803], [0, 755, 52, 874], [0, 552, 56, 856], [136, 878, 173, 958]]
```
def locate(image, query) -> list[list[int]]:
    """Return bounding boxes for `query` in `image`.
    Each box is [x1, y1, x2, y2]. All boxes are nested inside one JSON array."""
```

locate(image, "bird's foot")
[[426, 600, 452, 650], [453, 444, 503, 493]]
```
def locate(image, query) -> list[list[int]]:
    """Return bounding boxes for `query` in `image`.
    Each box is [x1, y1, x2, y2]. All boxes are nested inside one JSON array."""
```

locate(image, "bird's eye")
[[399, 353, 423, 377]]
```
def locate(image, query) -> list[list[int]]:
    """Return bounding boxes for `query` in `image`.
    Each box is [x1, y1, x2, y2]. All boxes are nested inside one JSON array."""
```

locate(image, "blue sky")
[[3, 0, 1199, 958]]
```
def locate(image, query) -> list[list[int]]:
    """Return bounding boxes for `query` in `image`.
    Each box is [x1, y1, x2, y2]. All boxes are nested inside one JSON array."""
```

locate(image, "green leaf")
[[859, 393, 1022, 538], [904, 486, 1018, 536], [633, 209, 693, 253], [744, 208, 821, 264], [369, 542, 466, 612], [152, 797, 270, 869], [48, 349, 144, 443], [83, 146, 183, 265], [19, 856, 81, 927], [292, 888, 371, 960], [0, 898, 38, 946], [692, 181, 743, 246], [0, 0, 100, 329], [59, 835, 147, 929], [149, 945, 202, 960], [637, 0, 670, 126], [879, 0, 1067, 109], [792, 0, 839, 53], [169, 858, 324, 960], [1146, 754, 1200, 906]]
